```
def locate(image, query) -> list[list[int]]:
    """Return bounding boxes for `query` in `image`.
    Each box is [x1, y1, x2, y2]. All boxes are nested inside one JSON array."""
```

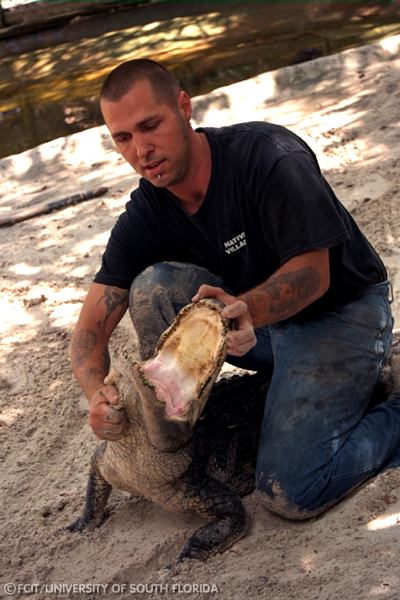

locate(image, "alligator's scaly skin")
[[67, 300, 269, 561]]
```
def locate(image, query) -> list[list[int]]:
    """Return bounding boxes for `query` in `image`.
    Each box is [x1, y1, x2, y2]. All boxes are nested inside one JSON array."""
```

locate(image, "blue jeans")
[[129, 262, 400, 518]]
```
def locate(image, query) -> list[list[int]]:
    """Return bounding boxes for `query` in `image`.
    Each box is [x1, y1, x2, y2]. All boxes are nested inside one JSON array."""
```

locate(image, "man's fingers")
[[93, 401, 126, 425], [192, 284, 214, 302], [89, 384, 127, 440], [227, 342, 255, 357], [99, 385, 120, 405], [191, 285, 257, 357], [227, 329, 257, 356], [105, 405, 124, 424], [192, 284, 230, 303], [221, 301, 248, 320], [89, 409, 127, 440]]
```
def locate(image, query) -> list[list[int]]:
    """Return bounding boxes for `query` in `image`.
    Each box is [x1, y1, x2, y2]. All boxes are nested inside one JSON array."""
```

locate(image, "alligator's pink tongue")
[[142, 353, 196, 417]]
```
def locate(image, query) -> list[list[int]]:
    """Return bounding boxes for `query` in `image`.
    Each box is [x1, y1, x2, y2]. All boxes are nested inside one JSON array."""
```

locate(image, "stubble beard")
[[136, 112, 192, 189], [163, 114, 192, 188]]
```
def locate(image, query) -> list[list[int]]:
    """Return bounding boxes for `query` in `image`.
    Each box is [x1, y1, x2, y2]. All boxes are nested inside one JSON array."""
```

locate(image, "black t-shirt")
[[94, 122, 386, 317]]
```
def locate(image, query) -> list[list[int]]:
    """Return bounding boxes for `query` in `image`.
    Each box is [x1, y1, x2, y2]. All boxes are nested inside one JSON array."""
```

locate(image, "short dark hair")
[[100, 59, 181, 106]]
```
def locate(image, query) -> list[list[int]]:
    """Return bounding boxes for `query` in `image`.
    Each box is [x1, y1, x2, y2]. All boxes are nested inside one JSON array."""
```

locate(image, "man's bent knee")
[[128, 262, 223, 360], [129, 262, 223, 312], [254, 483, 329, 521], [255, 465, 335, 520]]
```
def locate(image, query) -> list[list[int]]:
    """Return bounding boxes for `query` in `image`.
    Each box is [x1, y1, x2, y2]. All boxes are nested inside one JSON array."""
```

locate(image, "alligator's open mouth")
[[139, 299, 228, 423], [141, 353, 197, 419]]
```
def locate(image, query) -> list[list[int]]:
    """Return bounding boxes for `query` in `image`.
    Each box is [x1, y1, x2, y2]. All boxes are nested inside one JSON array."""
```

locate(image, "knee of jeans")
[[130, 262, 170, 298], [129, 262, 183, 313], [130, 261, 215, 305], [255, 459, 326, 520]]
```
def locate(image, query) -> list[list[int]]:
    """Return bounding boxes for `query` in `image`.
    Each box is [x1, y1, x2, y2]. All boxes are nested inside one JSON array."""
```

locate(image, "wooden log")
[[0, 186, 108, 227], [1, 1, 145, 28]]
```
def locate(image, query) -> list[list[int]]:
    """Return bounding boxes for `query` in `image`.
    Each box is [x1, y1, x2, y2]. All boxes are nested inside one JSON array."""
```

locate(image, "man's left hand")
[[192, 285, 257, 357]]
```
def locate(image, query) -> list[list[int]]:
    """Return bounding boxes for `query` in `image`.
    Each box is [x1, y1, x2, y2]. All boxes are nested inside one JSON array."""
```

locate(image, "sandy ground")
[[1, 35, 400, 600]]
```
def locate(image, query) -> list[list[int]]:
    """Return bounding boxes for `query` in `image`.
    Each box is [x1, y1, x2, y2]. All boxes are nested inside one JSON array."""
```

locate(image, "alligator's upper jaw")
[[139, 299, 228, 425]]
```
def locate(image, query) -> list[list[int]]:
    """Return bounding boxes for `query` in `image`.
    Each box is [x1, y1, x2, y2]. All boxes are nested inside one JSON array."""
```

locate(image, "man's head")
[[100, 59, 181, 107], [100, 59, 194, 188]]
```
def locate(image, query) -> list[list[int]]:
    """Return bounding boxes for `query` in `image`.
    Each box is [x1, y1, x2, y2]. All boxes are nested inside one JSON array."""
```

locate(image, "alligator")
[[67, 299, 270, 562], [67, 298, 398, 562]]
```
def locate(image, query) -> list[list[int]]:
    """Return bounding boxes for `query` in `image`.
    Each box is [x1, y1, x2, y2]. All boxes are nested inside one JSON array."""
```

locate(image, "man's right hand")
[[192, 285, 257, 357], [88, 384, 127, 440]]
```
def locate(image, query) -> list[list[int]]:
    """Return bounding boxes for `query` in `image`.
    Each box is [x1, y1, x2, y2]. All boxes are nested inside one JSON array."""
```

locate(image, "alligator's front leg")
[[176, 475, 247, 562], [66, 443, 112, 532]]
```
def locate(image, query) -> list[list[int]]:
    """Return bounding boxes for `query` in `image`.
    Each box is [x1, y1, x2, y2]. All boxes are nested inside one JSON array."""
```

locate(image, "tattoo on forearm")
[[70, 329, 98, 368], [97, 287, 129, 319], [245, 267, 321, 323]]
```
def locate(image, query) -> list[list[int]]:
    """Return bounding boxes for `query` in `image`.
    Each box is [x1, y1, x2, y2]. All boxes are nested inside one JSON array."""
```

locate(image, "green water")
[[0, 2, 399, 158]]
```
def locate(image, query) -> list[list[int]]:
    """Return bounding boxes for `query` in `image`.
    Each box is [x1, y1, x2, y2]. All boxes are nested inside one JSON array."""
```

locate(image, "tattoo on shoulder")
[[97, 286, 129, 318]]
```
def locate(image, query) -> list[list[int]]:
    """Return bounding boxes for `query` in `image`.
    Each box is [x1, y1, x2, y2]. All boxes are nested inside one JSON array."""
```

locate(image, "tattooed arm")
[[240, 248, 330, 327], [70, 283, 129, 439], [193, 248, 330, 357]]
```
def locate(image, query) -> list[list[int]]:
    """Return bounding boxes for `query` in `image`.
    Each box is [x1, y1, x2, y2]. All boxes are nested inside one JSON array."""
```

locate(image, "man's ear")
[[177, 90, 192, 122]]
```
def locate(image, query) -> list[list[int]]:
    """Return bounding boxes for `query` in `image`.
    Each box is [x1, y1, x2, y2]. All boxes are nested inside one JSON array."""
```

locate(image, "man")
[[70, 58, 400, 518]]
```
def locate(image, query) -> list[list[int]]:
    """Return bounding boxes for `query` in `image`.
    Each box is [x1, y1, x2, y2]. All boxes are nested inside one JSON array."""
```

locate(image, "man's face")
[[101, 79, 192, 188]]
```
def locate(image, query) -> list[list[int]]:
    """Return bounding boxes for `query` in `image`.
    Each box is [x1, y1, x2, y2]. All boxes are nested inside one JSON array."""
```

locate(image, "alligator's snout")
[[137, 299, 229, 425]]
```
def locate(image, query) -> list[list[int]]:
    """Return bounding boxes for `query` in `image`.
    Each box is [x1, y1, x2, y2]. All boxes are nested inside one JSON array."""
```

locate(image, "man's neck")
[[168, 132, 211, 215]]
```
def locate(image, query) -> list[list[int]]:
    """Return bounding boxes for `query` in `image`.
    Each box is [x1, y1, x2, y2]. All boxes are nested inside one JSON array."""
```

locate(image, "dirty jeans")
[[129, 261, 400, 518]]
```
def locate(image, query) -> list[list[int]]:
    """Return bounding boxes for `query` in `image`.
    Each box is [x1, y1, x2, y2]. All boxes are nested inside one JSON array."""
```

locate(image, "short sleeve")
[[258, 151, 350, 264], [94, 204, 161, 289]]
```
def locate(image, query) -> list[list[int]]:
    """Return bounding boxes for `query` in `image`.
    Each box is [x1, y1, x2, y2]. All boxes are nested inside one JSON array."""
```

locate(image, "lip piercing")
[[157, 174, 161, 179]]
